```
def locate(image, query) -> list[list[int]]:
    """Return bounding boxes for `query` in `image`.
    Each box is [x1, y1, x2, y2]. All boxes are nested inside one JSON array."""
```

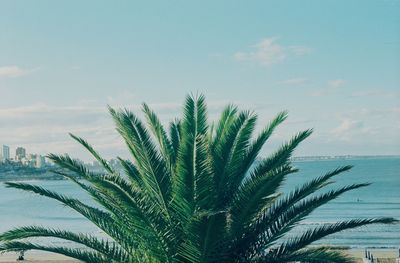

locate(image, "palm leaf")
[[109, 107, 172, 212], [169, 118, 181, 164], [142, 103, 175, 171], [1, 94, 396, 263], [227, 111, 288, 202], [69, 133, 115, 174], [0, 241, 112, 263], [3, 182, 127, 246], [262, 247, 355, 263], [273, 218, 398, 257], [0, 226, 127, 261]]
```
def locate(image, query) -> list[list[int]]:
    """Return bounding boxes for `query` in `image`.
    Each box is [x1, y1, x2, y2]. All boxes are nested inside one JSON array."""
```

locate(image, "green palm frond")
[[256, 166, 354, 231], [169, 118, 181, 164], [265, 183, 372, 240], [109, 107, 172, 210], [173, 94, 209, 221], [235, 183, 371, 259], [142, 103, 175, 171], [1, 94, 396, 263], [3, 182, 126, 243], [57, 164, 173, 260], [222, 111, 258, 203], [229, 111, 288, 198], [0, 241, 113, 263], [211, 104, 238, 149], [117, 157, 144, 188], [212, 110, 254, 205], [230, 165, 297, 232], [263, 246, 355, 263], [0, 226, 127, 261], [69, 133, 115, 174], [229, 130, 312, 232], [273, 218, 398, 257]]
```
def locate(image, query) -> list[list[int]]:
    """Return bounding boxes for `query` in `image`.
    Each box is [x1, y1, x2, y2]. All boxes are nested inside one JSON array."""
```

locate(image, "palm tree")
[[0, 94, 396, 263]]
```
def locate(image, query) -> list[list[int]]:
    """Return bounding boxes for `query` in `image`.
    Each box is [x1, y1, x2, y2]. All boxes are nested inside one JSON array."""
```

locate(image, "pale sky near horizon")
[[1, 1, 399, 161]]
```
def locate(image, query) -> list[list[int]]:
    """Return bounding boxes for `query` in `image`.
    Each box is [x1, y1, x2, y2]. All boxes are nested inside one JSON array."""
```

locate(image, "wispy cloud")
[[234, 37, 310, 66], [0, 65, 36, 78], [209, 52, 224, 58], [279, 77, 308, 85], [330, 118, 366, 141], [356, 107, 400, 117], [332, 118, 363, 135], [0, 104, 105, 120], [311, 79, 346, 96], [0, 103, 115, 160], [350, 90, 400, 98], [328, 79, 345, 88], [0, 98, 263, 161], [288, 46, 312, 56]]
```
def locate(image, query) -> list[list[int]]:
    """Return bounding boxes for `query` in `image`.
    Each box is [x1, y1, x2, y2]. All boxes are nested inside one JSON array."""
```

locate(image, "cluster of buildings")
[[0, 145, 47, 168], [0, 144, 124, 172]]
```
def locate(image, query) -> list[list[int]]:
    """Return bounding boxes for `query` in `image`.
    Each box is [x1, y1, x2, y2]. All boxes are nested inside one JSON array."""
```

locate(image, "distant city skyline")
[[0, 144, 47, 168], [1, 1, 399, 161], [2, 143, 399, 163], [0, 145, 10, 161]]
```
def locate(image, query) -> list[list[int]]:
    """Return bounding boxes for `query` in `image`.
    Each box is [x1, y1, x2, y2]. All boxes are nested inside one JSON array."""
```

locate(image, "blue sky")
[[0, 0, 399, 161]]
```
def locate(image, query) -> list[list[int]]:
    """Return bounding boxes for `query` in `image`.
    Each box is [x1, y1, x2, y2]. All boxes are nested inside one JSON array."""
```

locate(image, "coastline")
[[2, 155, 400, 182], [1, 157, 398, 262], [0, 252, 80, 262], [0, 249, 398, 263], [346, 248, 399, 263]]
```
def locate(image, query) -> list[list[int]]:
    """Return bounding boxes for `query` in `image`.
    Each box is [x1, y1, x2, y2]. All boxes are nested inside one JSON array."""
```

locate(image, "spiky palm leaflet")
[[1, 94, 397, 263]]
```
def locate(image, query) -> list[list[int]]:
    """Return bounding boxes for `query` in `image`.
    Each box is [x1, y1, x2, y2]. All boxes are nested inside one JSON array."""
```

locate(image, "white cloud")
[[0, 103, 120, 161], [234, 38, 285, 66], [356, 107, 400, 117], [209, 52, 224, 58], [330, 119, 363, 142], [350, 90, 400, 98], [332, 119, 363, 135], [328, 79, 346, 88], [0, 104, 105, 120], [107, 91, 138, 107], [234, 37, 310, 66], [311, 79, 346, 96], [1, 98, 262, 161], [279, 78, 308, 85], [329, 117, 380, 142], [0, 66, 35, 78], [288, 46, 312, 56]]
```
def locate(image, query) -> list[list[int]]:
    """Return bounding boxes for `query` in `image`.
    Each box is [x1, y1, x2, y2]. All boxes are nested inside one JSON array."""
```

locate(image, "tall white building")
[[36, 155, 46, 168], [0, 145, 10, 161], [15, 147, 26, 161]]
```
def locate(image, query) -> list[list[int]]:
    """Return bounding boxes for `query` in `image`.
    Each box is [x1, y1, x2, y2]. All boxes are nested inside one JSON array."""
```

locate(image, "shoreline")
[[0, 252, 80, 262], [347, 248, 399, 263], [0, 248, 398, 263]]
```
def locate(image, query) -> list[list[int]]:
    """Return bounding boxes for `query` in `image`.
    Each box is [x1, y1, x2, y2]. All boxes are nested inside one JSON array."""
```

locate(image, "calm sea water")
[[0, 157, 399, 248]]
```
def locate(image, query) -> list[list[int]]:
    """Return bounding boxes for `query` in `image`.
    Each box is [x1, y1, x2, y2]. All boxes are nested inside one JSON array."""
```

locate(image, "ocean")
[[0, 157, 399, 248]]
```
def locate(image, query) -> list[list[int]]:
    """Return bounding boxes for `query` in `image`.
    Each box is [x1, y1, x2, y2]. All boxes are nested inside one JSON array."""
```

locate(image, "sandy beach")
[[0, 252, 80, 263], [346, 249, 399, 263], [0, 249, 398, 263]]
